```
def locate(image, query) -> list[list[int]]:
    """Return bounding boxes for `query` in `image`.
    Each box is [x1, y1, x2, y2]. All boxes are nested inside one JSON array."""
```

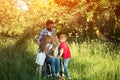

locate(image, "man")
[[38, 20, 56, 44], [37, 20, 56, 78]]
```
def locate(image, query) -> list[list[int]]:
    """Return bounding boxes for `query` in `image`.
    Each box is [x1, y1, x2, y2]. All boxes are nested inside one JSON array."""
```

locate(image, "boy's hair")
[[60, 34, 67, 40]]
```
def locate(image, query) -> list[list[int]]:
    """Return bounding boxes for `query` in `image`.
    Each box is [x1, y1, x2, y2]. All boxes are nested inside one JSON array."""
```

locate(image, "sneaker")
[[68, 77, 72, 80], [52, 74, 56, 78], [61, 73, 64, 77], [47, 74, 52, 78], [56, 74, 61, 78]]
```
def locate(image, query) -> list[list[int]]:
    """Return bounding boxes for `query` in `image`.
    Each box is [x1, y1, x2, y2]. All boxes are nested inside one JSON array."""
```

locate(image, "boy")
[[59, 34, 71, 80]]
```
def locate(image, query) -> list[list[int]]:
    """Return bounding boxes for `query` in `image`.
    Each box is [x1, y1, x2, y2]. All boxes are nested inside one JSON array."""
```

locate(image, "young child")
[[59, 34, 71, 80], [35, 35, 50, 78]]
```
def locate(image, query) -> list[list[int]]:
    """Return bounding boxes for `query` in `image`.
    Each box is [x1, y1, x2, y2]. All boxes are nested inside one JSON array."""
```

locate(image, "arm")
[[37, 29, 45, 43], [58, 48, 63, 58], [45, 45, 54, 58], [52, 28, 56, 34]]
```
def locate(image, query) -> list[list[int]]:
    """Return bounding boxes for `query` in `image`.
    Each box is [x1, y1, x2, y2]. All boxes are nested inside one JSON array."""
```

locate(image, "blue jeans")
[[63, 58, 71, 78], [47, 57, 60, 74]]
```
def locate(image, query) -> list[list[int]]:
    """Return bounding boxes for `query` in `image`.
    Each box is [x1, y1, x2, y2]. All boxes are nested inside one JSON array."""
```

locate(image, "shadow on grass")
[[0, 38, 37, 80]]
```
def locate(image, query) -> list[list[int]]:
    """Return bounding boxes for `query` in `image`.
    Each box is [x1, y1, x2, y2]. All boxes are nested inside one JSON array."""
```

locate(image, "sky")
[[17, 0, 28, 11], [17, 0, 49, 11]]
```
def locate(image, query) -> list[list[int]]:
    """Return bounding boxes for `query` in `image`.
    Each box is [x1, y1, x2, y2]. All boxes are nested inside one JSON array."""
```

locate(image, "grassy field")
[[0, 37, 120, 80]]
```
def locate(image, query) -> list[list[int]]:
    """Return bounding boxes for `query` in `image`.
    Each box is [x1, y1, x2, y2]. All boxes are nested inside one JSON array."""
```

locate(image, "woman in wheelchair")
[[45, 34, 61, 78]]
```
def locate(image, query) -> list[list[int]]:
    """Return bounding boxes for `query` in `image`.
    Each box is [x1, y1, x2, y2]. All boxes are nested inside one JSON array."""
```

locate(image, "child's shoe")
[[56, 73, 61, 78], [61, 73, 64, 77], [68, 77, 72, 80]]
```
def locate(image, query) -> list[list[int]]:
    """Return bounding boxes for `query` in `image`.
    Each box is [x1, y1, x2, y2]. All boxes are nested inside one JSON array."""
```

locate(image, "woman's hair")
[[39, 35, 50, 52], [51, 34, 59, 45]]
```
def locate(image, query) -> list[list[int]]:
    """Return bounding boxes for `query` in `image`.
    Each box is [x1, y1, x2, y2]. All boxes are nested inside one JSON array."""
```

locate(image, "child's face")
[[60, 37, 66, 42], [60, 34, 67, 42]]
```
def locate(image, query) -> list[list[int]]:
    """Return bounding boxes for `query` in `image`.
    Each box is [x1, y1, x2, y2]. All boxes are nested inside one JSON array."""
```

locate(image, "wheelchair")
[[42, 59, 52, 78], [42, 59, 64, 78]]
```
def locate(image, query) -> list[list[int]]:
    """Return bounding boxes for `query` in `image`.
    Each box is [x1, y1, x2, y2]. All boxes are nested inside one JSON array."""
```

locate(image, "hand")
[[51, 48, 54, 51], [49, 56, 54, 58], [57, 55, 60, 58]]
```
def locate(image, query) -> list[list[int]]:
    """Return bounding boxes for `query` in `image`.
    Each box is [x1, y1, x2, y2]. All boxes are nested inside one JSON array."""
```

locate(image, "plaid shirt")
[[38, 28, 55, 42]]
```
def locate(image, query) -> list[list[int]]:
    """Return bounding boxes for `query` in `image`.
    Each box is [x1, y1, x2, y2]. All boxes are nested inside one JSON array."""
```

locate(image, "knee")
[[51, 58, 55, 64], [63, 62, 68, 67], [56, 59, 60, 63]]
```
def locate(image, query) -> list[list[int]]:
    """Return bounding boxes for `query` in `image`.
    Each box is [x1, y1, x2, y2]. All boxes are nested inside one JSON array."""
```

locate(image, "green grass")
[[0, 37, 120, 80]]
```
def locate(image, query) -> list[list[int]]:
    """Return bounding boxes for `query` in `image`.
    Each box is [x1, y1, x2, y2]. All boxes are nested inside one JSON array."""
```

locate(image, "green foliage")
[[0, 0, 120, 41], [0, 37, 120, 80], [0, 37, 37, 80], [0, 0, 120, 80]]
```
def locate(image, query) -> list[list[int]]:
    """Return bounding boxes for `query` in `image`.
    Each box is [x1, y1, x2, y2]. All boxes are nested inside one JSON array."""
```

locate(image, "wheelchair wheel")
[[42, 61, 52, 78]]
